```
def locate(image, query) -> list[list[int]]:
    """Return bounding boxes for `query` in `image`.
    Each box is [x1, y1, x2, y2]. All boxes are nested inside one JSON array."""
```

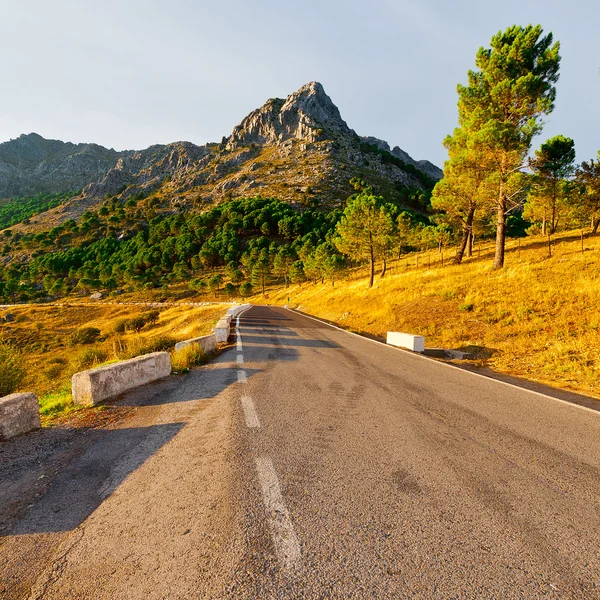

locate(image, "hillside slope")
[[265, 231, 600, 401]]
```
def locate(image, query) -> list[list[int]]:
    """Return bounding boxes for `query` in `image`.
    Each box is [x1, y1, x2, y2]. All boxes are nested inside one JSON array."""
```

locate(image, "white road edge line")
[[241, 395, 261, 428], [284, 307, 600, 418], [236, 354, 244, 364], [255, 456, 302, 571], [237, 370, 247, 384]]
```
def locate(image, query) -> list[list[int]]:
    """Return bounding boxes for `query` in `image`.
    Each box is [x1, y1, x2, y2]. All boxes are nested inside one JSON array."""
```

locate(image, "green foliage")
[[524, 135, 576, 234], [0, 342, 26, 396], [69, 327, 101, 345], [75, 348, 109, 370], [334, 192, 395, 287], [239, 282, 253, 298], [455, 24, 561, 268], [2, 196, 343, 301], [574, 154, 600, 232], [0, 191, 74, 229]]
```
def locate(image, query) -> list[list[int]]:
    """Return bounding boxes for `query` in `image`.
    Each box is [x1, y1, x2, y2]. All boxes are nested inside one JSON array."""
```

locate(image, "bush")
[[113, 319, 127, 334], [171, 344, 208, 371], [0, 342, 26, 396], [142, 310, 160, 326], [119, 335, 177, 359], [70, 327, 101, 345], [45, 364, 65, 380], [240, 282, 253, 298], [75, 348, 109, 370], [126, 316, 147, 333]]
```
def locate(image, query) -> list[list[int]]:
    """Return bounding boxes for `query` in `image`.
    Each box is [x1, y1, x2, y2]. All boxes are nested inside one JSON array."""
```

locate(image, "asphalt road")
[[2, 305, 600, 599]]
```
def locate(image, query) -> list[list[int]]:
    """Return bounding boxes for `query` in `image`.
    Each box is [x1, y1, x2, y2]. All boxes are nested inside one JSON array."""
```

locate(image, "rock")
[[4, 313, 15, 322], [0, 393, 41, 441], [89, 292, 103, 300]]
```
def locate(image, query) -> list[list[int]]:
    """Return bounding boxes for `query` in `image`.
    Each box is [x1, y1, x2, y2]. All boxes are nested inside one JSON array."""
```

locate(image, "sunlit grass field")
[[265, 230, 600, 400]]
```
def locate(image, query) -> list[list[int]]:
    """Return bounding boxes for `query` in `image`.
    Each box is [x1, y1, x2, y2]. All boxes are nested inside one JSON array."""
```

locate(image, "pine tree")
[[524, 135, 575, 234], [574, 152, 600, 233], [431, 127, 490, 264], [334, 191, 395, 287], [455, 25, 561, 268]]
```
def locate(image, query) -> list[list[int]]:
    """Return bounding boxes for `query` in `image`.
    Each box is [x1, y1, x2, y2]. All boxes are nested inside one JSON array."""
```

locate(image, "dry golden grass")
[[0, 302, 229, 420], [264, 230, 600, 400]]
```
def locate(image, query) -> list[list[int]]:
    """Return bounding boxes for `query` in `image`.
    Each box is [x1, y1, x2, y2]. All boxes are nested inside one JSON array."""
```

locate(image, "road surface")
[[1, 305, 600, 599]]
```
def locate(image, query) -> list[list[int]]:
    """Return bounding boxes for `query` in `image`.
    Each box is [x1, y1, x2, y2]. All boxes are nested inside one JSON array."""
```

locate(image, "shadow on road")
[[6, 422, 185, 536], [0, 356, 263, 538]]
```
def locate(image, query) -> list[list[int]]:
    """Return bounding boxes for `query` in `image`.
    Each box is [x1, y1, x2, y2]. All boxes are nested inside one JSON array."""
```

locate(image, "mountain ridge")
[[1, 82, 442, 232]]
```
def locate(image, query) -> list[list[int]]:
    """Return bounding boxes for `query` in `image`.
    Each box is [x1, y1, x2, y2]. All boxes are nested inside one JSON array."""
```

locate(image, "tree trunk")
[[493, 191, 506, 269], [368, 248, 375, 288], [542, 217, 546, 237], [454, 207, 475, 265], [467, 232, 473, 258], [381, 257, 387, 278], [593, 217, 599, 234]]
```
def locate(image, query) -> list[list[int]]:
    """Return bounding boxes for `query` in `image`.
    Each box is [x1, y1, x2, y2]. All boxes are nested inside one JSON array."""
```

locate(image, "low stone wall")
[[386, 332, 425, 353], [0, 393, 40, 441], [174, 334, 217, 353], [72, 352, 171, 406]]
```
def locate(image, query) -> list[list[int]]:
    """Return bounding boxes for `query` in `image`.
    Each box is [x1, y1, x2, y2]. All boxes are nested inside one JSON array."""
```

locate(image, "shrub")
[[171, 344, 212, 371], [240, 282, 253, 298], [120, 335, 177, 359], [75, 348, 109, 370], [0, 342, 26, 396], [70, 327, 101, 345], [127, 316, 147, 333], [45, 364, 65, 380], [142, 310, 160, 326], [459, 302, 474, 312], [113, 319, 127, 334]]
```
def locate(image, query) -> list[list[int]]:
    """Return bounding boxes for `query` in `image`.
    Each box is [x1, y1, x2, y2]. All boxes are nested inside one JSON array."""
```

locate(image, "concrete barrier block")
[[226, 304, 251, 318], [174, 334, 217, 353], [72, 352, 171, 406], [0, 393, 41, 441], [386, 332, 425, 353], [215, 318, 231, 343]]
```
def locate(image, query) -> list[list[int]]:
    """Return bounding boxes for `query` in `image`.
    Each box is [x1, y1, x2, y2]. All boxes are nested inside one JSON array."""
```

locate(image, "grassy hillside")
[[1, 302, 228, 421], [264, 230, 600, 400]]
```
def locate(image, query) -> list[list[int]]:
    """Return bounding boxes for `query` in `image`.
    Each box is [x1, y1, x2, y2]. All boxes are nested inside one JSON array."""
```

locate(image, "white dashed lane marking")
[[255, 456, 302, 572], [241, 395, 261, 428]]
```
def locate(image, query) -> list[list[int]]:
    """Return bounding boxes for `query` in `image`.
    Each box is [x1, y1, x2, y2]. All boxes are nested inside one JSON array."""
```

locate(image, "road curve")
[[1, 305, 600, 599]]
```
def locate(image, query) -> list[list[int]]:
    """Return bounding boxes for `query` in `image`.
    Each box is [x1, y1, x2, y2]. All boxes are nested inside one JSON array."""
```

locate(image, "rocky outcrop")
[[82, 142, 210, 198], [226, 82, 352, 149], [361, 136, 443, 180]]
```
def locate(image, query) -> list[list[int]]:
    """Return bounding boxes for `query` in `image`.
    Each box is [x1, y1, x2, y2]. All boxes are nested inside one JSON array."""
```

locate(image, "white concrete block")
[[386, 332, 425, 353], [174, 334, 217, 353], [214, 318, 231, 343], [72, 352, 171, 406], [226, 304, 251, 318], [0, 393, 41, 441]]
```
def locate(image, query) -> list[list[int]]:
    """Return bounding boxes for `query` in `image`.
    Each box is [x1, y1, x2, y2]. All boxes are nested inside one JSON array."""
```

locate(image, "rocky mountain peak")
[[226, 81, 352, 150]]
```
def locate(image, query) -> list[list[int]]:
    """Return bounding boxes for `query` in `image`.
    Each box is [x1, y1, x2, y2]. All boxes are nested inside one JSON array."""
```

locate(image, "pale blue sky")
[[0, 0, 598, 167]]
